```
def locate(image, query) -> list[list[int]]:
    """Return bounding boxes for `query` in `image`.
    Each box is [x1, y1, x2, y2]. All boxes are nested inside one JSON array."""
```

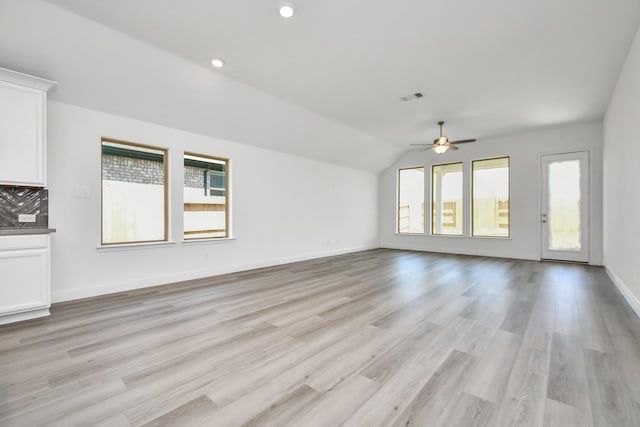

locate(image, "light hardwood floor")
[[1, 249, 640, 426]]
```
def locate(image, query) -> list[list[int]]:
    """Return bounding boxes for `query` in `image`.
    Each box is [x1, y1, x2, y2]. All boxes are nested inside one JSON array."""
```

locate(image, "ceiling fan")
[[411, 121, 476, 154]]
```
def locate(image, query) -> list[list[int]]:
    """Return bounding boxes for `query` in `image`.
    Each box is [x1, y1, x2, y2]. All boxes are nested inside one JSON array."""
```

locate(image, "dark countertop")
[[0, 228, 56, 236]]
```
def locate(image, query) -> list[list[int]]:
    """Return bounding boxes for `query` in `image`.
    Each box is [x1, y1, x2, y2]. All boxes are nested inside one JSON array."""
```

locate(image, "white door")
[[541, 152, 589, 262]]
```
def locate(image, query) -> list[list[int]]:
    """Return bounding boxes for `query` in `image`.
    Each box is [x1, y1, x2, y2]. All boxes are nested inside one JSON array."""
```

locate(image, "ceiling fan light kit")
[[410, 121, 477, 154], [433, 144, 448, 154], [278, 3, 296, 18]]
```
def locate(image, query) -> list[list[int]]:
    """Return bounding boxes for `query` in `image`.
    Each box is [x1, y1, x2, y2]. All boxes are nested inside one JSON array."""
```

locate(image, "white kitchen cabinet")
[[0, 68, 56, 187], [0, 234, 51, 324]]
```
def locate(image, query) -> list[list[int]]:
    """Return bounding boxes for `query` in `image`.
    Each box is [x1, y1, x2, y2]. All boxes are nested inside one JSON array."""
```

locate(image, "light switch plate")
[[18, 214, 37, 223]]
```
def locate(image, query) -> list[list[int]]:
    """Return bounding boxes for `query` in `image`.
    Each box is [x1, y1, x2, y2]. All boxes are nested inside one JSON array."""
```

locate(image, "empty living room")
[[1, 0, 640, 425]]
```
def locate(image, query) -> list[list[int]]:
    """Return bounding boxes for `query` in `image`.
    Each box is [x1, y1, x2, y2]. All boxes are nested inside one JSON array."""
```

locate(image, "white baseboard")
[[605, 266, 640, 318], [52, 244, 378, 303], [51, 243, 612, 304], [0, 308, 50, 325], [379, 242, 538, 261]]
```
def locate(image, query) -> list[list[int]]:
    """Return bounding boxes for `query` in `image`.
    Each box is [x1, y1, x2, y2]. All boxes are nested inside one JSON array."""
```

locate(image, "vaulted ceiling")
[[3, 0, 640, 170]]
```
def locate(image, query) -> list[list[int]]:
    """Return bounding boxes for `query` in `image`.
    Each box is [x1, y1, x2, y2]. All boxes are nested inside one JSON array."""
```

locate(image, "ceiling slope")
[[44, 0, 640, 146], [0, 0, 402, 172]]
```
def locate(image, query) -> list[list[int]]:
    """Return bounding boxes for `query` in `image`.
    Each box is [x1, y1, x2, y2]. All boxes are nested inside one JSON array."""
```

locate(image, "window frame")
[[471, 156, 510, 238], [397, 166, 425, 235], [100, 137, 169, 246], [431, 161, 464, 236], [183, 151, 230, 240]]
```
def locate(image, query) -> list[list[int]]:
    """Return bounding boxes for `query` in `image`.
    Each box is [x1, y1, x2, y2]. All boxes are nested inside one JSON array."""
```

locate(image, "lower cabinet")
[[0, 234, 51, 324]]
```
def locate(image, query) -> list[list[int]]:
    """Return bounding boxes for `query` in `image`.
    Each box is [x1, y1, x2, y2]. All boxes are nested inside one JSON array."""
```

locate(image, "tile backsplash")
[[0, 187, 48, 228]]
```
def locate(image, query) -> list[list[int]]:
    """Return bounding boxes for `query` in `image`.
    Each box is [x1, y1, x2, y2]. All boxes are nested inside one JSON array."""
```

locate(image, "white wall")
[[379, 121, 604, 263], [603, 27, 640, 313], [48, 102, 378, 302]]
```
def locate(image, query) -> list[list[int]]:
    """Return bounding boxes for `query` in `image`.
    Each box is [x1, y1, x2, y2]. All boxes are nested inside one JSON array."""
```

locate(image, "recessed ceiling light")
[[278, 3, 295, 18], [211, 58, 225, 68]]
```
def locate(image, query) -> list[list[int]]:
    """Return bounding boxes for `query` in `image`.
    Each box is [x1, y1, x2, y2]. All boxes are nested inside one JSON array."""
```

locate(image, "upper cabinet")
[[0, 68, 56, 187]]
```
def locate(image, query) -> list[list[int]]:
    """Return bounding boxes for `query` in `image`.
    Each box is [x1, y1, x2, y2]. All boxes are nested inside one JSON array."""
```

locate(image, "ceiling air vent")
[[400, 92, 424, 102]]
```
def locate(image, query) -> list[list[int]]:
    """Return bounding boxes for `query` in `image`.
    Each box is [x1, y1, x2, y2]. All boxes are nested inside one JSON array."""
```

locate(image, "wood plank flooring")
[[2, 249, 640, 426]]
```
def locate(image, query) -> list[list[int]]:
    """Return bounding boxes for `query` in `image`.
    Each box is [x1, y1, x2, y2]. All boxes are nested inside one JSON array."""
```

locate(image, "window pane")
[[184, 153, 228, 239], [102, 140, 166, 244], [398, 167, 424, 233], [432, 162, 463, 235], [472, 157, 509, 237], [548, 160, 581, 250]]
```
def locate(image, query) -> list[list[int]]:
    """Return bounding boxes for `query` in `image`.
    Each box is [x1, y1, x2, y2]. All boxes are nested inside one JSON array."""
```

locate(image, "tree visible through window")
[[101, 139, 167, 245], [184, 153, 229, 239]]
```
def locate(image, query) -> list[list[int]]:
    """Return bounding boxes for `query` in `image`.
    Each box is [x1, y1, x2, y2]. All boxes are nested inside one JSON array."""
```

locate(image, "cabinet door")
[[0, 82, 46, 186], [0, 247, 50, 315]]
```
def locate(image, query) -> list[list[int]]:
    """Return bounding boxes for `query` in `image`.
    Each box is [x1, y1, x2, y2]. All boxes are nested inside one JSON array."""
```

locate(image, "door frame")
[[540, 150, 590, 262]]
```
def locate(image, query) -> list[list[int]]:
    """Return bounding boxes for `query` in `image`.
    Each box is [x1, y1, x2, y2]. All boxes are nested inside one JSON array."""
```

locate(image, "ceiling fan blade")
[[448, 145, 459, 150], [409, 143, 431, 146], [419, 147, 432, 152], [449, 139, 476, 144]]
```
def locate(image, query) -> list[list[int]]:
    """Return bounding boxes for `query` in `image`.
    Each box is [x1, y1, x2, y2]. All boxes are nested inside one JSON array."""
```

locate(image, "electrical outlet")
[[18, 214, 37, 223]]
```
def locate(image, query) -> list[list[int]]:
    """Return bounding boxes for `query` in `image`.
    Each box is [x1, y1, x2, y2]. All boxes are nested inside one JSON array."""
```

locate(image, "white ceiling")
[[3, 0, 407, 171], [44, 0, 640, 147]]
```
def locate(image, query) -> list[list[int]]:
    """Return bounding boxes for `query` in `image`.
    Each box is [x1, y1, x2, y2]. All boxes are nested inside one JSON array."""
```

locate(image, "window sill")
[[96, 241, 177, 252], [181, 237, 236, 245], [393, 233, 511, 240]]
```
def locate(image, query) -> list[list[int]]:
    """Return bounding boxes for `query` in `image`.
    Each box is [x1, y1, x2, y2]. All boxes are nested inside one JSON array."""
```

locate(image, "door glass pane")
[[548, 160, 581, 250], [398, 167, 424, 233], [432, 163, 463, 235]]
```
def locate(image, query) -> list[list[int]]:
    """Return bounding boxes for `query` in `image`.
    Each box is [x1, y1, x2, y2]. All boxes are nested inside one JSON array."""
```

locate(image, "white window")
[[101, 139, 167, 245], [432, 162, 463, 235], [398, 167, 424, 234], [184, 153, 229, 240], [472, 157, 510, 237]]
